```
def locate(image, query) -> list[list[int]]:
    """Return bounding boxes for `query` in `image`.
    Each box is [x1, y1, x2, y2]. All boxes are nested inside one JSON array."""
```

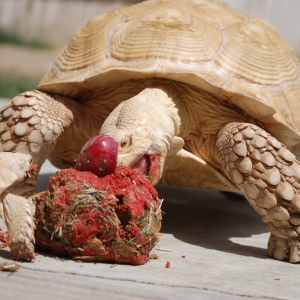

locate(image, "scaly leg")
[[0, 90, 77, 260], [216, 122, 300, 263], [0, 152, 34, 259], [2, 193, 35, 260]]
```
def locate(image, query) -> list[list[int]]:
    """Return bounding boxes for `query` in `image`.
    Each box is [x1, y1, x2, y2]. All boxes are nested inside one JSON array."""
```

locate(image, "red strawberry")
[[75, 134, 118, 177]]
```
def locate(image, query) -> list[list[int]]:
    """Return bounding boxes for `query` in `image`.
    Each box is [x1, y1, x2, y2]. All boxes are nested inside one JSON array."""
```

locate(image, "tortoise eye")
[[121, 140, 127, 148], [120, 136, 131, 149]]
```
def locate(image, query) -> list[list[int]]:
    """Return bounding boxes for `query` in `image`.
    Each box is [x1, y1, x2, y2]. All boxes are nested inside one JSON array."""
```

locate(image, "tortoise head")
[[100, 88, 184, 185]]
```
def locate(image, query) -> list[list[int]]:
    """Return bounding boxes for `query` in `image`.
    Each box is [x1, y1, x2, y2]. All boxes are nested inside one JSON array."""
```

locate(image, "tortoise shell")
[[38, 0, 300, 157]]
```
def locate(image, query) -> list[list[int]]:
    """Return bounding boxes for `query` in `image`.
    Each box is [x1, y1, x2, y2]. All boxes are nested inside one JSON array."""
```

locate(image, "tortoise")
[[1, 0, 300, 263]]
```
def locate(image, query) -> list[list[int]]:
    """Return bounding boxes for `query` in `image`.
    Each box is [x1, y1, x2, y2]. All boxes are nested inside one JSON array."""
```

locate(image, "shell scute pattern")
[[38, 0, 300, 151]]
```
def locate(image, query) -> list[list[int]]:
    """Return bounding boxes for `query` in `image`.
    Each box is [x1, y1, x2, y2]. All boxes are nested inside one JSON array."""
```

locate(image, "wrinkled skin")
[[100, 88, 184, 185]]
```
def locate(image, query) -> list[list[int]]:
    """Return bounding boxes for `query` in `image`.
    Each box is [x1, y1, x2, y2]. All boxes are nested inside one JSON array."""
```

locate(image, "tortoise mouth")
[[132, 155, 151, 175], [132, 154, 161, 185]]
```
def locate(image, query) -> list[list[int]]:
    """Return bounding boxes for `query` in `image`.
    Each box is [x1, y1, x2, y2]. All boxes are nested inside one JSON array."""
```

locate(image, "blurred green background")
[[0, 28, 53, 98], [0, 27, 51, 49], [0, 27, 51, 98], [0, 75, 37, 99], [0, 0, 141, 99], [0, 28, 49, 98]]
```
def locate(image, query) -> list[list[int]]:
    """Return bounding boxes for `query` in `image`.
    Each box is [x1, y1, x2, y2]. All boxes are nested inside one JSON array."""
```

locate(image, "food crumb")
[[55, 257, 65, 262], [150, 254, 159, 260], [0, 227, 8, 249], [0, 263, 20, 272], [165, 261, 171, 268], [181, 255, 186, 258]]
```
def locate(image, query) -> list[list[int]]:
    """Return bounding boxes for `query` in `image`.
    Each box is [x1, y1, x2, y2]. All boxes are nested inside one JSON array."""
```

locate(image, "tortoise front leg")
[[216, 122, 300, 263], [0, 90, 76, 260], [0, 152, 35, 259]]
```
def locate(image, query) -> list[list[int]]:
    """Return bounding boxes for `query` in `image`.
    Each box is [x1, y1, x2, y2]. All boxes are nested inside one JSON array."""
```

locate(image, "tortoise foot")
[[10, 241, 35, 261], [2, 193, 36, 261], [216, 122, 300, 263], [267, 233, 300, 263]]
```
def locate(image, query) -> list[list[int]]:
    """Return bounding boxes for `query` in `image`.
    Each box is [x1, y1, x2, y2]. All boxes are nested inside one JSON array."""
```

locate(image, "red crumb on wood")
[[181, 256, 186, 258], [34, 166, 162, 265], [165, 261, 171, 268], [0, 227, 8, 248]]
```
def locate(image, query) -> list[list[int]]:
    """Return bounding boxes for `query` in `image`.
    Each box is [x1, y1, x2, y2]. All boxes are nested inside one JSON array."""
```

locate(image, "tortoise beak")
[[147, 154, 165, 185], [131, 154, 165, 185], [116, 138, 169, 185]]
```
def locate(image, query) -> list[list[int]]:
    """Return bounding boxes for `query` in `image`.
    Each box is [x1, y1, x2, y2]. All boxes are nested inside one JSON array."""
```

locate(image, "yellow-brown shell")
[[39, 0, 300, 153]]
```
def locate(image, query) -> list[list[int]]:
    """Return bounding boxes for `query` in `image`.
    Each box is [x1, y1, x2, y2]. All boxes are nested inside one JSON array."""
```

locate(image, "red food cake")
[[34, 166, 162, 265]]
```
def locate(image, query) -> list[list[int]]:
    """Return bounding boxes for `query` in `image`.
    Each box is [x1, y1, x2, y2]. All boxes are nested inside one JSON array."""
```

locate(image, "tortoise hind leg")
[[215, 122, 300, 263]]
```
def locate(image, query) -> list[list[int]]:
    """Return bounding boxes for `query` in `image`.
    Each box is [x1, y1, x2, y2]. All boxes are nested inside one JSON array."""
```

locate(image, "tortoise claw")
[[10, 242, 35, 261]]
